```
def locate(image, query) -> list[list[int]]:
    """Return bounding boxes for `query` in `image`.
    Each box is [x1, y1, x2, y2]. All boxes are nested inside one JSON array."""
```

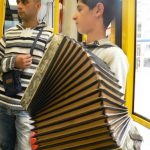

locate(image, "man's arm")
[[0, 36, 33, 72], [0, 36, 15, 72]]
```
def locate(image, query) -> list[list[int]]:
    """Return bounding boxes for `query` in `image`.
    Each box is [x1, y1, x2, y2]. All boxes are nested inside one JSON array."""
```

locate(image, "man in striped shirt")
[[0, 0, 53, 149]]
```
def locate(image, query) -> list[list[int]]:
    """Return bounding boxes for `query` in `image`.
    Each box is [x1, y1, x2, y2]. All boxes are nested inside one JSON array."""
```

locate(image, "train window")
[[134, 0, 150, 121], [5, 0, 19, 31]]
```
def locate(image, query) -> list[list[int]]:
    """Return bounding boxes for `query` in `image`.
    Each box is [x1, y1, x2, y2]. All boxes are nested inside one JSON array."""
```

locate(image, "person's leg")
[[0, 106, 16, 150], [122, 122, 143, 150], [15, 110, 33, 150]]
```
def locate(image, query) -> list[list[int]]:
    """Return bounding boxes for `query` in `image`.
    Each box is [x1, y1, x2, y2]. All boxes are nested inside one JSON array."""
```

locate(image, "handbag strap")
[[30, 27, 44, 55]]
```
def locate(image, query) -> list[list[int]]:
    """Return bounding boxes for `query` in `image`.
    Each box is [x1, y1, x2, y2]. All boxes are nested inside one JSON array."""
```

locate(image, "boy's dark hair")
[[79, 0, 116, 28]]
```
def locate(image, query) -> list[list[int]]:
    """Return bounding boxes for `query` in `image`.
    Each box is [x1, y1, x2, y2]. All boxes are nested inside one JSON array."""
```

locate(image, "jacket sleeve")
[[107, 47, 129, 94], [0, 36, 16, 73]]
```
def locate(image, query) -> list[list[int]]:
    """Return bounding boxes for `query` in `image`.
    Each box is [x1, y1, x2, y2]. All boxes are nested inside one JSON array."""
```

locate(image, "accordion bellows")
[[21, 35, 131, 150]]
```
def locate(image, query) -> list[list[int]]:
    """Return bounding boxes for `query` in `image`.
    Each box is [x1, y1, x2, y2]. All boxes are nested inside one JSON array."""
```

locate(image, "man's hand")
[[15, 54, 32, 69]]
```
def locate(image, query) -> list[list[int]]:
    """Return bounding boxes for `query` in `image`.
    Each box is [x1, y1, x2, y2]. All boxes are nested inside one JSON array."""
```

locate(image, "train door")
[[122, 0, 150, 128]]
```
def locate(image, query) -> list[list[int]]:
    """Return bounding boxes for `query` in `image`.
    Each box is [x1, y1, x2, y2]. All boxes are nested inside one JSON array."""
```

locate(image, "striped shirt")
[[0, 22, 53, 110]]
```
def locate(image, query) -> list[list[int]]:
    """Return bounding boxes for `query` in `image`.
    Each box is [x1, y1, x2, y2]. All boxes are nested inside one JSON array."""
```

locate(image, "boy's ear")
[[95, 2, 104, 16]]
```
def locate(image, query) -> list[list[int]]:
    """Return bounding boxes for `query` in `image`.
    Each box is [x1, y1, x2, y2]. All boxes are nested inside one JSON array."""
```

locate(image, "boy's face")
[[16, 0, 41, 22], [73, 0, 97, 34]]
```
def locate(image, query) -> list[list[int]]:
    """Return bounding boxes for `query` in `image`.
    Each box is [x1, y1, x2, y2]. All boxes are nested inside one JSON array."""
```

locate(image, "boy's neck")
[[86, 34, 106, 43], [86, 26, 106, 44]]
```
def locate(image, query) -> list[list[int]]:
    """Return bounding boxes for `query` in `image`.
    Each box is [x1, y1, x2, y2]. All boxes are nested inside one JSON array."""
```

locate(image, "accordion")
[[21, 35, 131, 150]]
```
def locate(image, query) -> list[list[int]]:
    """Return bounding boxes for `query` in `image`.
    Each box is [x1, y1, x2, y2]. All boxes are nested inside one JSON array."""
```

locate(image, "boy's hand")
[[30, 131, 39, 150]]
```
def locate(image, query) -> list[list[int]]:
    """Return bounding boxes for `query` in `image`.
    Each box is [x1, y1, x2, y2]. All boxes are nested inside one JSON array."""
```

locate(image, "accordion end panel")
[[21, 35, 64, 110], [21, 35, 131, 150]]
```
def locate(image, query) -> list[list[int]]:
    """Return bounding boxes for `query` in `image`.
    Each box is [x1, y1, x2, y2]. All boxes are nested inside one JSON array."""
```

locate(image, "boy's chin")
[[78, 30, 85, 35]]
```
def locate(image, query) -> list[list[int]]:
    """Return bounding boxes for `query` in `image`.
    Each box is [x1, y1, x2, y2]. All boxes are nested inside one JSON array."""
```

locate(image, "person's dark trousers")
[[0, 106, 16, 150]]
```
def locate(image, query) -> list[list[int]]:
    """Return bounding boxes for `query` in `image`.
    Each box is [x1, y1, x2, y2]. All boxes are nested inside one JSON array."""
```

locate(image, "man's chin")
[[19, 16, 26, 21], [18, 13, 25, 19]]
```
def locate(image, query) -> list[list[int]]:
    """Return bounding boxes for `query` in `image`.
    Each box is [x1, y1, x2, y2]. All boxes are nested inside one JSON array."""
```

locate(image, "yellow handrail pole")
[[122, 0, 135, 114], [54, 0, 59, 34], [0, 0, 6, 38]]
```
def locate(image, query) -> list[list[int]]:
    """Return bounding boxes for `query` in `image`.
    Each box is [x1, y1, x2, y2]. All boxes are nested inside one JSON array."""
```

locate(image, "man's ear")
[[95, 2, 104, 17]]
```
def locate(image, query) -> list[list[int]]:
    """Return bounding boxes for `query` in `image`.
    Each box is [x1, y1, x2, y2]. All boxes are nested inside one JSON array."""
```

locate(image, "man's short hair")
[[16, 0, 40, 4], [79, 0, 116, 28]]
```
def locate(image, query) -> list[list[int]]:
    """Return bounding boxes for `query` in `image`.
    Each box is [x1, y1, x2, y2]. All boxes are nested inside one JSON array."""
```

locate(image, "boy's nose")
[[72, 14, 77, 20]]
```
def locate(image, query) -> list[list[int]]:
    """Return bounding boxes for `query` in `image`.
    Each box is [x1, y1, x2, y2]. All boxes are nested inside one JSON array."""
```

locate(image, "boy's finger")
[[31, 138, 37, 144], [31, 131, 36, 137], [32, 144, 39, 150]]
